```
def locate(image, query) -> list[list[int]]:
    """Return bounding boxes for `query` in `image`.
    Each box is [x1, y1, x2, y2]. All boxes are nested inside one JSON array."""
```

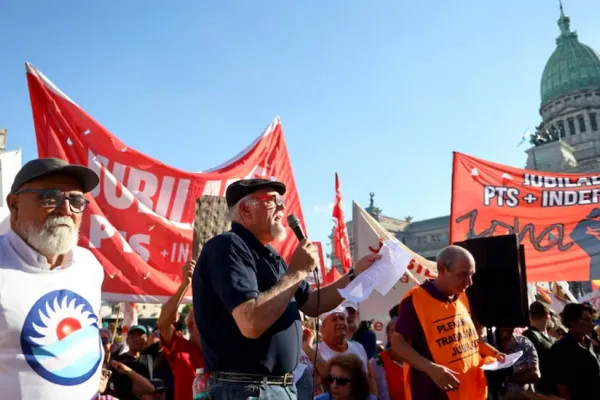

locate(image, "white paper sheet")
[[373, 241, 413, 295], [480, 350, 523, 371], [338, 240, 413, 302]]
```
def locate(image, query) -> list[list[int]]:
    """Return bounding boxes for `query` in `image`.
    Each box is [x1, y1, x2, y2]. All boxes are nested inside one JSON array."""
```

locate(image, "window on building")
[[591, 113, 598, 131], [578, 115, 586, 132], [557, 120, 566, 137], [568, 118, 576, 135]]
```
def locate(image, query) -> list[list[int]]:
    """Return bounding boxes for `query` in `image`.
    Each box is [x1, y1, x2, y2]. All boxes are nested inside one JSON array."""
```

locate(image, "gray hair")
[[228, 195, 259, 222], [436, 245, 474, 271]]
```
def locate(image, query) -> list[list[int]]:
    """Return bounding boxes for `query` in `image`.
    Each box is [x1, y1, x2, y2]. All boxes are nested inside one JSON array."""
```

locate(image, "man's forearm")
[[391, 333, 434, 375], [243, 271, 306, 338], [302, 273, 351, 317], [158, 283, 188, 339]]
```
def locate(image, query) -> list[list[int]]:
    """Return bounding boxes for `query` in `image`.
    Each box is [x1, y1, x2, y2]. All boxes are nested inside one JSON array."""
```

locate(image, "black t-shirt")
[[109, 345, 158, 399], [550, 334, 600, 399], [193, 222, 310, 375]]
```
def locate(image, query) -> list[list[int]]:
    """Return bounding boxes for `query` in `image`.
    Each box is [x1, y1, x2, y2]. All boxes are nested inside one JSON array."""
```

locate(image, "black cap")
[[11, 158, 99, 194], [225, 178, 286, 208]]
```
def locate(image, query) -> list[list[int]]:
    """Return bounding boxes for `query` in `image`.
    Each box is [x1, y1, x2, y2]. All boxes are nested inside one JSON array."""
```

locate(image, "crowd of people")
[[1, 157, 599, 400]]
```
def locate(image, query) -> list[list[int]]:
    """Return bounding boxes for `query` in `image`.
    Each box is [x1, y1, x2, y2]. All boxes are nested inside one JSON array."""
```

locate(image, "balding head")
[[435, 245, 475, 296], [436, 245, 475, 271]]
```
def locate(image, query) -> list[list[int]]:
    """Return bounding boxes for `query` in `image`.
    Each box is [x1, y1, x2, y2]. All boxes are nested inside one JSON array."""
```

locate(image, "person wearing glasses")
[[315, 354, 376, 400], [0, 158, 105, 399], [193, 178, 380, 400]]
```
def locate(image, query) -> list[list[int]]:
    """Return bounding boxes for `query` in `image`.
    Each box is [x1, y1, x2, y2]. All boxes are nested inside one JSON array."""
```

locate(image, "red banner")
[[451, 152, 600, 282], [26, 63, 306, 302]]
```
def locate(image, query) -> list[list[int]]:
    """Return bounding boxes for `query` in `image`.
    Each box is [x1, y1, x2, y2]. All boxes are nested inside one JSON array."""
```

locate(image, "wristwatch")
[[349, 268, 356, 282]]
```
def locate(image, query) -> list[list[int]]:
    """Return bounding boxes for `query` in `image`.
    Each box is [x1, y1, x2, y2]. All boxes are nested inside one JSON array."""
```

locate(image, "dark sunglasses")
[[101, 337, 109, 345], [252, 193, 286, 208], [16, 189, 90, 213], [328, 375, 351, 386]]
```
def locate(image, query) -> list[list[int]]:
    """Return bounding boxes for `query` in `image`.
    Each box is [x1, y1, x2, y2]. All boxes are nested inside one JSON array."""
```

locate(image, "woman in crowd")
[[315, 354, 376, 400], [369, 317, 404, 400]]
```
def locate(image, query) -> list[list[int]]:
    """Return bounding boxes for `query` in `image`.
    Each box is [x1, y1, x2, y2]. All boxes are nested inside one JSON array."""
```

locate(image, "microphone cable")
[[311, 267, 320, 394]]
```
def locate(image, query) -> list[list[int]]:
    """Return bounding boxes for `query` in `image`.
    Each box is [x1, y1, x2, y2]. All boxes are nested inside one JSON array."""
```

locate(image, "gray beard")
[[271, 222, 288, 242], [18, 216, 79, 256]]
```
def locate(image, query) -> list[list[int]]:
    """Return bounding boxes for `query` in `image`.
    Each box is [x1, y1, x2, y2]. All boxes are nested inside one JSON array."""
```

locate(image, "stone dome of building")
[[540, 6, 600, 106]]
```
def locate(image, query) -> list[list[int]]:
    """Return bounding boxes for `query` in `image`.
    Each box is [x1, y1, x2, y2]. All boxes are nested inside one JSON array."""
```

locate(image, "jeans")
[[207, 378, 297, 400]]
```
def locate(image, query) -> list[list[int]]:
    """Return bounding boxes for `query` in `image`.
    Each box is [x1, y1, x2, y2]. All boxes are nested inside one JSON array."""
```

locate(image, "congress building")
[[333, 6, 600, 296]]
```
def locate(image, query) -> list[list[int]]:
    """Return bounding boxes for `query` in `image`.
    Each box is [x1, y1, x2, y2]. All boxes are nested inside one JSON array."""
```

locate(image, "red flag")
[[332, 173, 352, 272], [324, 266, 343, 285]]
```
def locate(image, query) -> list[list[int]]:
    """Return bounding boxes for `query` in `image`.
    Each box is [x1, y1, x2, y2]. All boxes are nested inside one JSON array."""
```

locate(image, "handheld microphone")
[[287, 214, 306, 241]]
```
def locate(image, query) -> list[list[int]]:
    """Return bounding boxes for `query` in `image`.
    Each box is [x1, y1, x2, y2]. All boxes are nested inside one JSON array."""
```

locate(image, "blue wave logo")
[[20, 290, 102, 385]]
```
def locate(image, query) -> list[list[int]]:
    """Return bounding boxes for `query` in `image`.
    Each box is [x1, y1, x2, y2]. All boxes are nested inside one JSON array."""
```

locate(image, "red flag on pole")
[[324, 267, 343, 285], [332, 173, 352, 272]]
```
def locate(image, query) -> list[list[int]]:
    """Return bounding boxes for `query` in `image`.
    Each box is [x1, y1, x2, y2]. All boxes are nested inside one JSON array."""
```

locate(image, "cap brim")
[[34, 165, 99, 193], [128, 326, 147, 335]]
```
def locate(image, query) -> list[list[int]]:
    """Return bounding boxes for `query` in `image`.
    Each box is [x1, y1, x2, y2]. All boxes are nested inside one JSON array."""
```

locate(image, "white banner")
[[352, 202, 437, 342]]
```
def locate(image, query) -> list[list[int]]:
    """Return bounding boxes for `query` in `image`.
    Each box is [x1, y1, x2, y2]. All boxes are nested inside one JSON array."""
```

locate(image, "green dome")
[[540, 7, 600, 106]]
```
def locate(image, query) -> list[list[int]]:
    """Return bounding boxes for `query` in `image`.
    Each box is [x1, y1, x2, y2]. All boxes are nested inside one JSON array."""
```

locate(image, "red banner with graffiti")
[[451, 152, 600, 282], [26, 63, 306, 302]]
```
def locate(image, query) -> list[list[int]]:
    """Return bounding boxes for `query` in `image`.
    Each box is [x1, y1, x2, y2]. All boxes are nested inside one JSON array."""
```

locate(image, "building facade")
[[332, 6, 600, 296]]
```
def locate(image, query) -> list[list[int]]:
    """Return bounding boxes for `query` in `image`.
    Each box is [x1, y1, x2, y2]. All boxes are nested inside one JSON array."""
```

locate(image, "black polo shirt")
[[193, 223, 310, 375], [550, 334, 600, 399]]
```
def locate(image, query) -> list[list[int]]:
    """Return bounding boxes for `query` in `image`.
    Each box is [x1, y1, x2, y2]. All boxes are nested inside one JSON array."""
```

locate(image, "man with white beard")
[[193, 179, 380, 400], [0, 158, 105, 399]]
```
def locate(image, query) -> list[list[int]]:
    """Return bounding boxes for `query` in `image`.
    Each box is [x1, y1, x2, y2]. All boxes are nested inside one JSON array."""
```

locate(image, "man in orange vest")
[[391, 245, 506, 400]]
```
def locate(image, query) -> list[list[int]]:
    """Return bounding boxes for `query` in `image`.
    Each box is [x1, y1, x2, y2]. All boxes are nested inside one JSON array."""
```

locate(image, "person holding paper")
[[193, 179, 380, 400], [391, 245, 506, 400]]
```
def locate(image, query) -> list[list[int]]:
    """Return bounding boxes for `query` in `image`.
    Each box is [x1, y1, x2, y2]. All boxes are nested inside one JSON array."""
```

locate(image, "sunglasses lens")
[[329, 376, 350, 386], [275, 195, 285, 207], [41, 190, 63, 207], [68, 195, 88, 212]]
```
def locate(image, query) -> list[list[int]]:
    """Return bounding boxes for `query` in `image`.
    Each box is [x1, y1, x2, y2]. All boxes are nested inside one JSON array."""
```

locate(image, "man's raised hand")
[[182, 260, 195, 287]]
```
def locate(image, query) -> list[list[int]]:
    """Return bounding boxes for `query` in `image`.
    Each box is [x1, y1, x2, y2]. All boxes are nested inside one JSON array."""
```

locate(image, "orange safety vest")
[[403, 286, 488, 400], [380, 351, 405, 400]]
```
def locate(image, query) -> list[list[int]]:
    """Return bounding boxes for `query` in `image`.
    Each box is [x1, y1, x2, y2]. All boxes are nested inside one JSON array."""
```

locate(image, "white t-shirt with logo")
[[0, 229, 104, 399], [318, 340, 369, 372]]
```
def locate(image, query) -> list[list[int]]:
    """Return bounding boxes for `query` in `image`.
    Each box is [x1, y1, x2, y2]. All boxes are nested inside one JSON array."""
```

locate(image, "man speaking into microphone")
[[193, 178, 379, 400]]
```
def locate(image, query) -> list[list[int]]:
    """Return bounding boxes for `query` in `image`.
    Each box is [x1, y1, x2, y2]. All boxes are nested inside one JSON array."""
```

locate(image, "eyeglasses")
[[16, 189, 90, 213], [252, 193, 285, 208], [328, 375, 351, 386]]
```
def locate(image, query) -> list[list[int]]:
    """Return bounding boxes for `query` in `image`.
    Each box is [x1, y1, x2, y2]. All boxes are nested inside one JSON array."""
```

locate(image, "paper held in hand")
[[481, 351, 523, 371], [338, 240, 413, 303]]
